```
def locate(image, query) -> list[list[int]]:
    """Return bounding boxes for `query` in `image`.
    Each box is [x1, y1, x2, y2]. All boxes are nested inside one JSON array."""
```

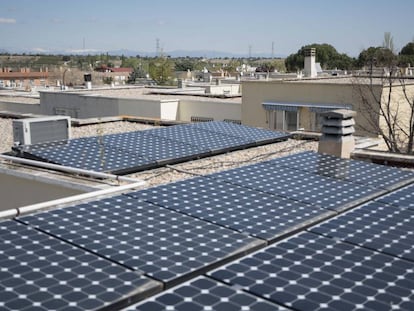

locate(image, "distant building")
[[0, 67, 49, 89], [241, 76, 414, 138], [94, 65, 133, 85]]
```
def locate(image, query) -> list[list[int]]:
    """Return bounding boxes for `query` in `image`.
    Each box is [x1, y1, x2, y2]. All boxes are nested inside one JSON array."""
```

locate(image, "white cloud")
[[0, 18, 16, 24]]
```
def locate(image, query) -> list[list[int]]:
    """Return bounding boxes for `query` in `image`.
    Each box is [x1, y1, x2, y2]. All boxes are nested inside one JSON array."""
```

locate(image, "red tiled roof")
[[0, 72, 48, 79]]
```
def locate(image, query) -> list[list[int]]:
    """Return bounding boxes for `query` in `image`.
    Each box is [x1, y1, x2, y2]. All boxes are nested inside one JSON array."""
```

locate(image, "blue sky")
[[1, 0, 413, 57]]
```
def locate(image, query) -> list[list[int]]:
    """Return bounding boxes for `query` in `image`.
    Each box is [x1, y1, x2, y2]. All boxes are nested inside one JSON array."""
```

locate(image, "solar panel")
[[0, 220, 162, 311], [149, 125, 252, 153], [19, 137, 155, 173], [191, 120, 290, 144], [208, 232, 414, 311], [125, 276, 287, 311], [268, 151, 414, 190], [209, 162, 384, 212], [15, 122, 290, 174], [376, 183, 414, 211], [310, 201, 414, 262], [129, 176, 335, 242], [19, 195, 263, 287], [103, 131, 208, 165]]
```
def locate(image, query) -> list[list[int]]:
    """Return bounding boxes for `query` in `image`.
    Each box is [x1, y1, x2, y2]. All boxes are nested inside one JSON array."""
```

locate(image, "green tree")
[[285, 43, 354, 72], [357, 47, 396, 68], [400, 42, 414, 55], [148, 57, 174, 85], [399, 42, 414, 67], [174, 58, 196, 71]]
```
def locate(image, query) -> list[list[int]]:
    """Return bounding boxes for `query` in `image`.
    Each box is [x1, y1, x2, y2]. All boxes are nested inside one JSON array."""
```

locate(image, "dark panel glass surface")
[[191, 121, 290, 143], [267, 151, 414, 190], [209, 232, 414, 311], [21, 137, 154, 173], [376, 184, 414, 211], [125, 276, 288, 311], [130, 176, 334, 242], [148, 125, 250, 152], [310, 201, 414, 262], [0, 220, 161, 311], [209, 162, 383, 212], [19, 196, 262, 287]]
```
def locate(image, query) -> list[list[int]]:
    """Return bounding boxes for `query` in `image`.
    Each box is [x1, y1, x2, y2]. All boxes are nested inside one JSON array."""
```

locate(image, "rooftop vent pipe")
[[318, 109, 356, 158]]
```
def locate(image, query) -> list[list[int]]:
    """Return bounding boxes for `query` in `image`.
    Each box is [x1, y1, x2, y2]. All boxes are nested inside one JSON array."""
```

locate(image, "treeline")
[[285, 41, 414, 72]]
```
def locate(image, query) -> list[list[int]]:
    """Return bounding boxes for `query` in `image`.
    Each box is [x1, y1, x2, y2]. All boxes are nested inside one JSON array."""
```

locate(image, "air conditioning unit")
[[13, 116, 71, 146]]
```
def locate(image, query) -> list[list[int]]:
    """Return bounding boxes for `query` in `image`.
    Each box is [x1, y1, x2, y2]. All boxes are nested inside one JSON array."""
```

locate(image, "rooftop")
[[44, 86, 242, 104]]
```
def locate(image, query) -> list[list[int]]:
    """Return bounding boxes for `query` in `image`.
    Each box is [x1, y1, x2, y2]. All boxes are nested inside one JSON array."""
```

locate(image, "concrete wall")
[[40, 91, 239, 122], [205, 84, 241, 95], [0, 172, 84, 211], [0, 101, 41, 114], [379, 83, 414, 143], [242, 79, 383, 136], [40, 92, 118, 118], [40, 92, 178, 120], [178, 99, 241, 122]]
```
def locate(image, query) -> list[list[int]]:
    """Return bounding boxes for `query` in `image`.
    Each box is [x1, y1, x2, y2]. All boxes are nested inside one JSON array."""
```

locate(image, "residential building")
[[0, 67, 49, 89], [241, 76, 414, 137]]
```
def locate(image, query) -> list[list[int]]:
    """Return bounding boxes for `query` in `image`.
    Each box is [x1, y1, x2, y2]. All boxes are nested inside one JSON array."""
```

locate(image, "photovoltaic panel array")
[[149, 125, 252, 153], [376, 183, 414, 211], [129, 176, 334, 243], [191, 120, 287, 145], [16, 137, 155, 173], [208, 160, 385, 212], [19, 195, 264, 288], [208, 231, 414, 311], [0, 220, 161, 311], [14, 121, 290, 174], [310, 201, 414, 262], [4, 150, 414, 310], [267, 151, 414, 191], [126, 276, 289, 311]]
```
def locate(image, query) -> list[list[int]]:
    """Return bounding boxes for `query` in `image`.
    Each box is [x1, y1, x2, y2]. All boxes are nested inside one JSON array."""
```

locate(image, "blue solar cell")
[[209, 162, 384, 212], [125, 276, 287, 311], [310, 201, 414, 262], [129, 176, 334, 242], [191, 121, 290, 143], [208, 232, 414, 311], [19, 195, 263, 287], [20, 137, 155, 173], [103, 131, 207, 162], [149, 125, 251, 152], [376, 183, 414, 211], [268, 151, 414, 190], [16, 122, 290, 174], [0, 220, 161, 311]]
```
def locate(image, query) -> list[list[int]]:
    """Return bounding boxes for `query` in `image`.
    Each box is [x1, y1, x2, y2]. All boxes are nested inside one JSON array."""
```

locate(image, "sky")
[[0, 0, 413, 57]]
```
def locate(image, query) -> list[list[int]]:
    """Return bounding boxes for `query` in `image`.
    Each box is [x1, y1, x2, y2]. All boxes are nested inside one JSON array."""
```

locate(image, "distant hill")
[[1, 48, 286, 58]]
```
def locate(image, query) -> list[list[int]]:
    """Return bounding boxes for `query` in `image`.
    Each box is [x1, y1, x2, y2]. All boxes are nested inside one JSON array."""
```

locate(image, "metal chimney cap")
[[321, 109, 356, 119]]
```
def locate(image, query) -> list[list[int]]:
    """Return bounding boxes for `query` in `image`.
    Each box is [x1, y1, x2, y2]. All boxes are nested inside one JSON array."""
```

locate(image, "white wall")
[[178, 100, 241, 122], [0, 101, 41, 114], [40, 91, 240, 122], [40, 92, 177, 120]]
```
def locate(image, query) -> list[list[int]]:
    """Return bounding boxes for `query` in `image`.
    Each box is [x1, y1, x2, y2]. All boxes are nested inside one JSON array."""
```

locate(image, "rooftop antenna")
[[272, 41, 274, 58]]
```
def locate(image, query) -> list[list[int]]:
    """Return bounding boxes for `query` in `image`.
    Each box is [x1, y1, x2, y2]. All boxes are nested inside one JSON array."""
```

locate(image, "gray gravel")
[[0, 117, 318, 186]]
